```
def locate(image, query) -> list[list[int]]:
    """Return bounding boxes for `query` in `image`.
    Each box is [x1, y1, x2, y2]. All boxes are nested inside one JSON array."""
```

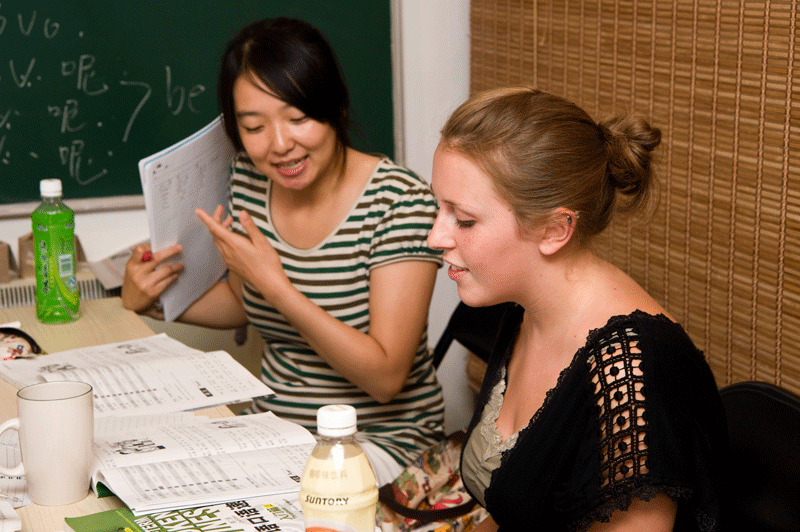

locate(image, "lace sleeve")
[[589, 324, 650, 494], [576, 319, 703, 531], [577, 323, 681, 528]]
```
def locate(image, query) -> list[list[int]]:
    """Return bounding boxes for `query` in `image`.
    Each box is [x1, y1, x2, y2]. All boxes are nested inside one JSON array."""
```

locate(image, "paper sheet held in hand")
[[139, 116, 235, 321]]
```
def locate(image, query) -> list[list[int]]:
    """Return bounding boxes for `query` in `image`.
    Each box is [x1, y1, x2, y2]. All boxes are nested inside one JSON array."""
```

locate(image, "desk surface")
[[0, 298, 232, 532]]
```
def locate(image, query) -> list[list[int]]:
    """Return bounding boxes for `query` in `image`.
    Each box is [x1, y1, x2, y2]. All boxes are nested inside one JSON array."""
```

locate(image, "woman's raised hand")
[[195, 205, 288, 300], [121, 242, 184, 314]]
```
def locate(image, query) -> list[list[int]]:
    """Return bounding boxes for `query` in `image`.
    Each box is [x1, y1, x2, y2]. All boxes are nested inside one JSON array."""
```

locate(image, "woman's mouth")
[[447, 264, 468, 281], [274, 156, 308, 177]]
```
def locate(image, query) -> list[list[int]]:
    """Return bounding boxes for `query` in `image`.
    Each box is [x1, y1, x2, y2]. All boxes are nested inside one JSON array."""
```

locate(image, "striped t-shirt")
[[228, 155, 446, 466]]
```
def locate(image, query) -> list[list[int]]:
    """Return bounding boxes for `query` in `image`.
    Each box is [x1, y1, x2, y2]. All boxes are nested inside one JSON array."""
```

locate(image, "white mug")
[[0, 381, 94, 506]]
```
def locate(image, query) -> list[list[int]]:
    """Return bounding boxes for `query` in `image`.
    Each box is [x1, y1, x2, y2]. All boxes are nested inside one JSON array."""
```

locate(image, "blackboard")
[[0, 0, 394, 205]]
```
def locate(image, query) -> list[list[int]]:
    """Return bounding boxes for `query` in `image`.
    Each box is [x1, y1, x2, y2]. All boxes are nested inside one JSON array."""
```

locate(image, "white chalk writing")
[[1, 4, 209, 196]]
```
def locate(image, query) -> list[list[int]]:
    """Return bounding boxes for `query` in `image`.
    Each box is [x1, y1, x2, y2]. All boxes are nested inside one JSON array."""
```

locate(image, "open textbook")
[[139, 115, 235, 322], [0, 334, 272, 416], [91, 411, 315, 516], [0, 412, 202, 510]]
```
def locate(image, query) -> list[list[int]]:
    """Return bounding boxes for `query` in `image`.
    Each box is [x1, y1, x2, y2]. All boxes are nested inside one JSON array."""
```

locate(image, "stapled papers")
[[138, 116, 235, 321]]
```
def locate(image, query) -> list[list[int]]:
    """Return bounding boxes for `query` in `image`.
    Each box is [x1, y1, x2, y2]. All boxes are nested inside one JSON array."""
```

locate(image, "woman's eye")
[[455, 218, 475, 229], [290, 115, 309, 124]]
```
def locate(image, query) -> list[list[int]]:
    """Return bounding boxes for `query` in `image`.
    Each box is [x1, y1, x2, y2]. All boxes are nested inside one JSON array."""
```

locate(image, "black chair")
[[719, 381, 800, 532], [432, 301, 523, 368]]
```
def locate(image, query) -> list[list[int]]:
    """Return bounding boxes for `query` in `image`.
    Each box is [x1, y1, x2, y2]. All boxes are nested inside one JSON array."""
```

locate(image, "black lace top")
[[461, 310, 728, 531]]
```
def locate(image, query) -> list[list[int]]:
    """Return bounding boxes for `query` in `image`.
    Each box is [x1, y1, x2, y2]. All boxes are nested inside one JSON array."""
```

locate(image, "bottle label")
[[300, 451, 378, 532], [32, 208, 79, 323]]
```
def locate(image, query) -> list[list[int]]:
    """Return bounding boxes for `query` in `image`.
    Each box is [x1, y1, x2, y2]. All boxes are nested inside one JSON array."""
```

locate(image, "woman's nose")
[[427, 211, 451, 250], [270, 122, 293, 154]]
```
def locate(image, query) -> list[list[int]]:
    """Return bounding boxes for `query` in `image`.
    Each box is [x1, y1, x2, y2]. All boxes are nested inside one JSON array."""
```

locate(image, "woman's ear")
[[538, 210, 577, 256]]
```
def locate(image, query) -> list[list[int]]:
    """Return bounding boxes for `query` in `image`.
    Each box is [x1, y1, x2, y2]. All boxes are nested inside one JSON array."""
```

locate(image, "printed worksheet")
[[0, 411, 203, 510], [95, 412, 204, 438], [92, 411, 314, 477], [139, 116, 235, 322], [0, 432, 28, 509], [0, 334, 273, 415], [91, 412, 316, 515]]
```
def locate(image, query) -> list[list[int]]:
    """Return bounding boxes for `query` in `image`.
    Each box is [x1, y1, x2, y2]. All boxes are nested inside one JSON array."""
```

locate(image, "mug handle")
[[0, 418, 25, 476]]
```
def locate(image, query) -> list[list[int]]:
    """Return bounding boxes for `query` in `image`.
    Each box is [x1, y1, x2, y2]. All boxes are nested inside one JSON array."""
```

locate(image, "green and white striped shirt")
[[229, 155, 445, 466]]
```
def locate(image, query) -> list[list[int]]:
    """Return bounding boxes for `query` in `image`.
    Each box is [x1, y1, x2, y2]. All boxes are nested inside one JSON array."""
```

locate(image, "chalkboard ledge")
[[1, 196, 145, 219]]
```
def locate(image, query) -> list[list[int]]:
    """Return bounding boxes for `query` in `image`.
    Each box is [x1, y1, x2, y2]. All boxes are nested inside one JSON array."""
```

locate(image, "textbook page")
[[0, 334, 273, 415], [0, 500, 20, 532], [0, 412, 204, 510], [139, 115, 235, 322], [92, 412, 314, 489], [92, 412, 315, 515], [0, 431, 28, 509], [95, 412, 204, 438]]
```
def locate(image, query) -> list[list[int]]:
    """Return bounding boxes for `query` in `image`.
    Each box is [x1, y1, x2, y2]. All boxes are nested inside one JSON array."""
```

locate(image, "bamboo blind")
[[470, 0, 800, 393]]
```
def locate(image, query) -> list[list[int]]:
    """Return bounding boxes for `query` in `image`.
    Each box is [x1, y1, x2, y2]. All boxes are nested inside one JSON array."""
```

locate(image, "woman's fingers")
[[151, 244, 183, 265], [149, 265, 183, 294], [131, 243, 153, 263], [239, 210, 266, 245], [196, 208, 226, 237], [124, 243, 184, 302], [130, 243, 182, 273]]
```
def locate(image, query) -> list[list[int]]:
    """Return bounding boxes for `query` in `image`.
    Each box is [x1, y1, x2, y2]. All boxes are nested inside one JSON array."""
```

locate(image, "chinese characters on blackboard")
[[1, 5, 209, 193]]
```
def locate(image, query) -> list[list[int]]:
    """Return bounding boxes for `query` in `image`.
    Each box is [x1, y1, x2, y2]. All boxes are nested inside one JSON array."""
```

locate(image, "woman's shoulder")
[[582, 310, 709, 382], [366, 155, 432, 191], [588, 310, 690, 347], [355, 157, 438, 216], [230, 152, 268, 182]]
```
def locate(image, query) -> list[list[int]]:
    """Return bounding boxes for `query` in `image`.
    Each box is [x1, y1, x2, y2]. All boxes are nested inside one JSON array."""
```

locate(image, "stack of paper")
[[139, 116, 235, 321], [0, 501, 20, 532], [0, 333, 273, 415]]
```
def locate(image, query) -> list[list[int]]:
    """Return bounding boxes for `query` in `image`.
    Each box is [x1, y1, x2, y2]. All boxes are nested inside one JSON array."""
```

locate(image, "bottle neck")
[[318, 432, 357, 444], [40, 195, 62, 205]]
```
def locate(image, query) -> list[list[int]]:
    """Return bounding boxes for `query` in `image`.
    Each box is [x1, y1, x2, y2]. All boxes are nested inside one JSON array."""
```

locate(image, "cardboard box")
[[17, 233, 86, 278], [0, 241, 17, 283], [18, 233, 34, 279]]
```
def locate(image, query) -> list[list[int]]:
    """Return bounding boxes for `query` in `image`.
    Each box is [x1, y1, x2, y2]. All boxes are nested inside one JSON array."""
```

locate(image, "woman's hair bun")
[[600, 116, 661, 213]]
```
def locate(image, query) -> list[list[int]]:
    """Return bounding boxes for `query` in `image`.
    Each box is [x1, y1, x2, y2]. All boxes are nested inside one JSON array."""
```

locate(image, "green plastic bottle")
[[31, 179, 80, 323]]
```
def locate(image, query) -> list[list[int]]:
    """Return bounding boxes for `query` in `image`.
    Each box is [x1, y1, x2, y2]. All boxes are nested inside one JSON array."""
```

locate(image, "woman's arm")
[[174, 273, 248, 329], [197, 206, 438, 403], [121, 242, 247, 329], [587, 494, 677, 532], [473, 515, 498, 532], [472, 495, 675, 532], [266, 259, 438, 402]]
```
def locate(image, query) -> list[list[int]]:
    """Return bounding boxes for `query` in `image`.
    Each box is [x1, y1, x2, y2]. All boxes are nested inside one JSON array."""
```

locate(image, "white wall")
[[396, 0, 471, 432], [0, 0, 472, 432]]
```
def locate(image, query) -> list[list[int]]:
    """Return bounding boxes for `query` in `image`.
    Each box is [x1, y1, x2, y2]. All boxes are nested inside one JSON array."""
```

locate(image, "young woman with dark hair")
[[122, 18, 445, 484]]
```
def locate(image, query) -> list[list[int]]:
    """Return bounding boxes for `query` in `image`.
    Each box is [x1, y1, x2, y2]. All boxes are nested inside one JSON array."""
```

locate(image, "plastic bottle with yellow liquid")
[[299, 405, 379, 532]]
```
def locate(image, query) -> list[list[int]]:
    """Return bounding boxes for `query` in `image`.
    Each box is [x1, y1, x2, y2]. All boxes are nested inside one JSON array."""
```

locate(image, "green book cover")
[[64, 495, 304, 532], [64, 507, 144, 532]]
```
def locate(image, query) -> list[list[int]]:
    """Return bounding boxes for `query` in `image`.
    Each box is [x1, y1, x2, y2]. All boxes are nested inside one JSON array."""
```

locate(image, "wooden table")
[[0, 298, 232, 532]]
